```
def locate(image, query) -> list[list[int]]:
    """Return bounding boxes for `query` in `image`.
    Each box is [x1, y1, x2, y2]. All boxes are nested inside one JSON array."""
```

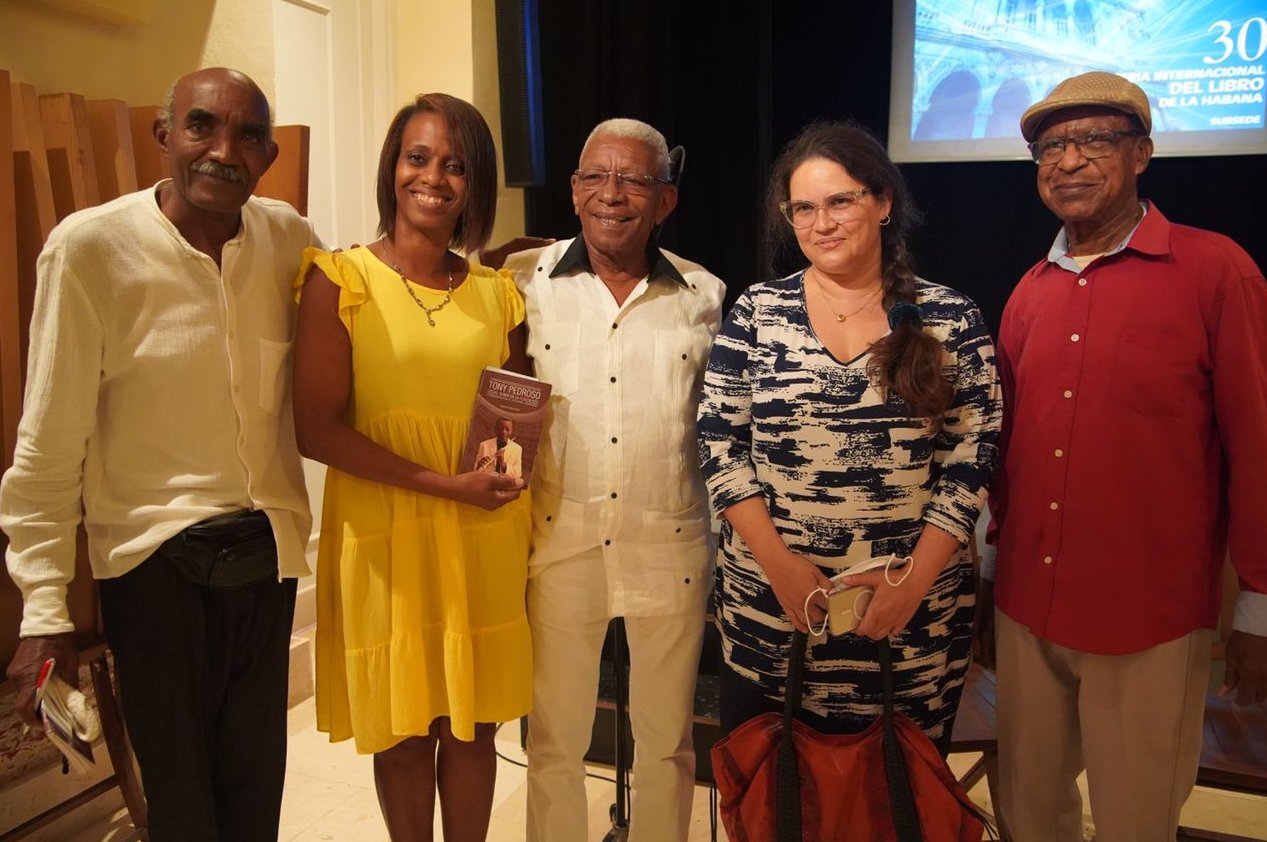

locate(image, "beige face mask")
[[804, 554, 914, 637]]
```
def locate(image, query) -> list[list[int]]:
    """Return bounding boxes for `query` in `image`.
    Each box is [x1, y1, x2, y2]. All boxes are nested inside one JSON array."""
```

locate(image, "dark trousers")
[[99, 547, 297, 842]]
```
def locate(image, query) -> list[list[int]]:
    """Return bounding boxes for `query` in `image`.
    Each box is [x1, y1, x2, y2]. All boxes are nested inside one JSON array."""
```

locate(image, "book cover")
[[35, 659, 97, 774], [458, 367, 552, 482]]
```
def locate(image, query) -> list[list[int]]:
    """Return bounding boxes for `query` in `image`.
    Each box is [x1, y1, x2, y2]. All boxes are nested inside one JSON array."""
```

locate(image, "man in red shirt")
[[978, 71, 1267, 840]]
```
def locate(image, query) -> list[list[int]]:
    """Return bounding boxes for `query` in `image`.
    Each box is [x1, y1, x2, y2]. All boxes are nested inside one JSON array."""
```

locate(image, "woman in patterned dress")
[[697, 122, 1002, 749]]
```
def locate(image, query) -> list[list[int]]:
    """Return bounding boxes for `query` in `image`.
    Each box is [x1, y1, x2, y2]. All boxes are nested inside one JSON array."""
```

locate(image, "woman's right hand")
[[447, 471, 525, 511], [759, 548, 834, 634], [721, 497, 834, 634]]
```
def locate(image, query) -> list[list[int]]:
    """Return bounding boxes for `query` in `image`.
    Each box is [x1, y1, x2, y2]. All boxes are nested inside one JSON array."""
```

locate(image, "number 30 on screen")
[[1206, 18, 1267, 64]]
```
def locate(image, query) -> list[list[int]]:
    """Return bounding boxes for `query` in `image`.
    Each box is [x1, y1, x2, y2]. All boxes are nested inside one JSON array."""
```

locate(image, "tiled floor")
[[54, 687, 1267, 840], [31, 624, 1266, 842]]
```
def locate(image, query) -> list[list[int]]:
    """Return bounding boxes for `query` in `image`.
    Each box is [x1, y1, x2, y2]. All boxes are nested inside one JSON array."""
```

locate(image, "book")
[[458, 367, 552, 482], [35, 658, 98, 774]]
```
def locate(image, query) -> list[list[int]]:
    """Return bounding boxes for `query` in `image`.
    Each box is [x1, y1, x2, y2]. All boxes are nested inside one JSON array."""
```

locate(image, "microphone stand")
[[602, 618, 630, 841]]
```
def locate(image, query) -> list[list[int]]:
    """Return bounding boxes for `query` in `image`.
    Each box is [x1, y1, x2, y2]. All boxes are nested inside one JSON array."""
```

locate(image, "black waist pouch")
[[160, 510, 278, 590]]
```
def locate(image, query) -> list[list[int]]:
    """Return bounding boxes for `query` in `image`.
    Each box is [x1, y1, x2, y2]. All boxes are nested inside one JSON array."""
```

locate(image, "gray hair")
[[159, 83, 176, 131], [581, 118, 671, 180], [157, 74, 274, 138]]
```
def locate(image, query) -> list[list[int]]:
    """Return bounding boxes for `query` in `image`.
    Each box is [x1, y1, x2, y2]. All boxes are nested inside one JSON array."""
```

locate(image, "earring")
[[880, 214, 892, 227]]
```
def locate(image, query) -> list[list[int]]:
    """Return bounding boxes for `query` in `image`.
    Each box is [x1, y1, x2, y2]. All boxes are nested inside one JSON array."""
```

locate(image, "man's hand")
[[478, 237, 555, 270], [1222, 630, 1267, 705], [6, 633, 80, 733], [973, 577, 996, 670]]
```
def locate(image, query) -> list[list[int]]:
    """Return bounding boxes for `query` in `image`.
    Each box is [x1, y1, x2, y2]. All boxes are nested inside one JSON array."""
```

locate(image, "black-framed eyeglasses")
[[1028, 130, 1143, 165], [778, 189, 871, 229], [573, 168, 671, 195]]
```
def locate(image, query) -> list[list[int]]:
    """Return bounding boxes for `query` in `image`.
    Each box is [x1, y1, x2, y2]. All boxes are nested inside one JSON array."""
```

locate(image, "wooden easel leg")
[[982, 749, 1011, 841], [90, 654, 148, 836]]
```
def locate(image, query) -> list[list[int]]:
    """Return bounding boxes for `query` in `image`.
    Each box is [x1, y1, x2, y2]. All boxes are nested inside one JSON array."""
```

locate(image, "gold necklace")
[[383, 242, 455, 327], [810, 269, 882, 323]]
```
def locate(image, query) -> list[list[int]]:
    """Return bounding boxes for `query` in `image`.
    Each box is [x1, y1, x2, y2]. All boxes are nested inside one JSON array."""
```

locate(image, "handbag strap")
[[779, 634, 928, 842], [879, 638, 925, 842], [776, 631, 808, 842]]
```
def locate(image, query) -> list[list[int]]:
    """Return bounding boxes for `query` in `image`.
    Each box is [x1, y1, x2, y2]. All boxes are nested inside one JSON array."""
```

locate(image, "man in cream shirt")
[[2, 68, 316, 841], [502, 118, 725, 842]]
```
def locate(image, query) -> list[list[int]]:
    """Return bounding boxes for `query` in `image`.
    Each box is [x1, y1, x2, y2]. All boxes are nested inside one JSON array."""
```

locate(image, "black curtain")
[[520, 0, 1267, 330]]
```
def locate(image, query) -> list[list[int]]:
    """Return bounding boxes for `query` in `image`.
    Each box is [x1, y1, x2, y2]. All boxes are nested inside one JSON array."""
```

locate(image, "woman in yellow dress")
[[293, 93, 531, 842]]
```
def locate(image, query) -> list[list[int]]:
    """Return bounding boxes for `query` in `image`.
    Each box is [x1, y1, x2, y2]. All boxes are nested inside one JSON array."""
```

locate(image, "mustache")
[[191, 161, 245, 183]]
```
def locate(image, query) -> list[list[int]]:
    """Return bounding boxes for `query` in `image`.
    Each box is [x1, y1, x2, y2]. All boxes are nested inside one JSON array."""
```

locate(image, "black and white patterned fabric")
[[697, 272, 1001, 740]]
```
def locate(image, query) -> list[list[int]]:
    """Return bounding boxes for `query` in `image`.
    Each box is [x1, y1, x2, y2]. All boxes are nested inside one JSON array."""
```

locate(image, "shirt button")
[[610, 376, 617, 383], [545, 515, 552, 522], [611, 437, 618, 444], [1070, 333, 1080, 342], [611, 322, 618, 329], [544, 343, 551, 350], [604, 539, 611, 546], [610, 492, 618, 499], [1063, 390, 1073, 399], [1049, 501, 1059, 510], [233, 384, 240, 393], [1078, 278, 1087, 286], [1043, 555, 1053, 564], [1054, 448, 1064, 457]]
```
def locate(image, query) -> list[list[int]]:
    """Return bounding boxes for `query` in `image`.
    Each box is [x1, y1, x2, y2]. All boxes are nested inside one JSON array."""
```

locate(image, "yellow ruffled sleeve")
[[293, 247, 370, 335], [496, 268, 526, 334]]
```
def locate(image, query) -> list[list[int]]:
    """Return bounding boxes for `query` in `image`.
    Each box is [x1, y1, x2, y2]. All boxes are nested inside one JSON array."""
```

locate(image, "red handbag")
[[711, 633, 991, 842]]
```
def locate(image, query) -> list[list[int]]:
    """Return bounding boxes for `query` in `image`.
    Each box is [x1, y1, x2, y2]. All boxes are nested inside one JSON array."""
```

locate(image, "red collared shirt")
[[992, 203, 1267, 655]]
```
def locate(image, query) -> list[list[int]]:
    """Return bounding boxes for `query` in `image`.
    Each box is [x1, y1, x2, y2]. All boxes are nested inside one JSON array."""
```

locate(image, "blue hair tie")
[[887, 301, 923, 331]]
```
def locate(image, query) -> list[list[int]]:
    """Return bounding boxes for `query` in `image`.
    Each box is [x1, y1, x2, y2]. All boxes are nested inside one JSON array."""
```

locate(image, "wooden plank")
[[1177, 828, 1266, 842], [254, 124, 309, 215], [127, 105, 163, 188], [39, 92, 99, 220], [0, 69, 23, 671], [1199, 692, 1267, 795], [12, 83, 58, 378], [85, 99, 138, 202], [0, 71, 21, 475], [11, 84, 56, 236]]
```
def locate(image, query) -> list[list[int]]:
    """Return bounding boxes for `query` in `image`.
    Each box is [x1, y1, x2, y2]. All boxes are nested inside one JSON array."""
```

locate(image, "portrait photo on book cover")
[[458, 367, 552, 482], [474, 417, 525, 478]]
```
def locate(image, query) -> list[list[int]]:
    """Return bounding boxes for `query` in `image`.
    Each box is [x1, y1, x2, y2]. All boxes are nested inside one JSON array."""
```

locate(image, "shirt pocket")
[[529, 321, 581, 397], [258, 338, 292, 416], [1109, 329, 1196, 418], [651, 326, 709, 397]]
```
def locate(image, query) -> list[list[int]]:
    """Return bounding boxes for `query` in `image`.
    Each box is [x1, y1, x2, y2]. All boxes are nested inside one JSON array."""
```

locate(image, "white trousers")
[[995, 610, 1213, 842], [525, 547, 705, 842]]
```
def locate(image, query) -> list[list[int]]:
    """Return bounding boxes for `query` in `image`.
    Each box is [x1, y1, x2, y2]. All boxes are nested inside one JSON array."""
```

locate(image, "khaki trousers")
[[995, 610, 1212, 842], [525, 547, 705, 842]]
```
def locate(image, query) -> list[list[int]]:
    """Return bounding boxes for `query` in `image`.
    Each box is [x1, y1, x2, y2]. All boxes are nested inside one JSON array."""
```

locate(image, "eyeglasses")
[[1028, 130, 1143, 165], [778, 189, 871, 229], [573, 168, 671, 195]]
